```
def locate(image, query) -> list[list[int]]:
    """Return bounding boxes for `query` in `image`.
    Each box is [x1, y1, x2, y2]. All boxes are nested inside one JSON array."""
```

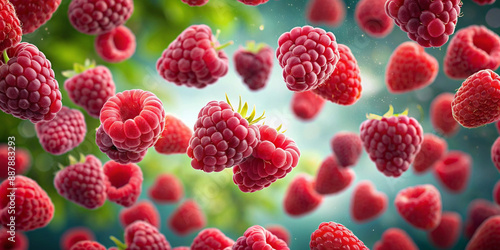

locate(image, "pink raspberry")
[[191, 228, 234, 250], [351, 180, 388, 223], [182, 0, 209, 6], [95, 25, 136, 63], [124, 221, 171, 250], [430, 92, 459, 136], [276, 26, 340, 92], [168, 199, 206, 235], [154, 114, 192, 155], [413, 133, 447, 174], [373, 228, 418, 250], [284, 174, 323, 216], [314, 155, 354, 195], [444, 25, 500, 79], [156, 24, 229, 88], [291, 90, 325, 121], [148, 173, 184, 203], [464, 199, 500, 238], [394, 184, 442, 230], [306, 0, 346, 27], [96, 125, 147, 164], [493, 137, 500, 173], [9, 0, 61, 34], [237, 0, 269, 5], [266, 225, 290, 245], [466, 215, 500, 250], [0, 0, 21, 51], [61, 227, 95, 250], [310, 221, 368, 250], [173, 247, 190, 250], [330, 132, 363, 167], [234, 42, 274, 91], [0, 227, 28, 250], [434, 150, 471, 193], [233, 225, 288, 250], [0, 144, 31, 179], [494, 180, 500, 206], [355, 0, 394, 38], [472, 0, 496, 4], [0, 42, 62, 123], [103, 161, 143, 207], [428, 211, 462, 249], [119, 200, 160, 228], [385, 0, 461, 47], [70, 241, 106, 250]]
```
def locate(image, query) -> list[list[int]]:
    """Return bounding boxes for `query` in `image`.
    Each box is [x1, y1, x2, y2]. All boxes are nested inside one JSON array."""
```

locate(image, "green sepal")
[[245, 41, 266, 54], [366, 105, 409, 120], [225, 94, 265, 125], [110, 236, 127, 250], [62, 59, 96, 78], [57, 163, 65, 171], [3, 50, 9, 63], [211, 29, 233, 51]]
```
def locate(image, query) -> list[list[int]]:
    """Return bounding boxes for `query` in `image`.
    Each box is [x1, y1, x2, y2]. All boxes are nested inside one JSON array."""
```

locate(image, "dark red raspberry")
[[100, 89, 166, 153], [310, 221, 367, 250], [233, 124, 300, 192], [0, 175, 54, 231], [124, 221, 171, 250], [472, 0, 496, 4], [0, 0, 21, 51], [0, 144, 31, 179], [330, 132, 363, 167], [63, 62, 116, 118], [191, 228, 234, 250], [95, 25, 136, 63], [182, 0, 209, 6], [61, 227, 95, 250], [96, 125, 147, 164], [0, 42, 62, 123], [428, 211, 462, 249], [395, 184, 442, 230], [494, 180, 500, 206], [314, 155, 354, 195], [9, 0, 61, 34], [234, 42, 273, 91], [413, 133, 447, 174], [156, 24, 229, 88], [0, 227, 28, 250], [385, 0, 461, 47], [313, 44, 362, 105], [237, 0, 269, 5], [284, 174, 323, 216], [103, 161, 143, 207], [291, 90, 325, 121], [266, 225, 290, 245], [355, 0, 394, 38], [119, 200, 160, 228], [464, 199, 500, 238], [154, 114, 192, 155], [351, 180, 388, 223], [35, 106, 87, 155], [385, 41, 438, 93], [373, 228, 418, 250], [276, 26, 340, 92], [148, 173, 184, 203], [492, 137, 500, 173], [430, 92, 459, 136], [68, 0, 134, 35], [466, 215, 500, 250], [168, 199, 206, 235], [306, 0, 346, 27], [434, 150, 471, 193], [444, 25, 500, 79], [70, 241, 106, 250], [233, 225, 288, 250]]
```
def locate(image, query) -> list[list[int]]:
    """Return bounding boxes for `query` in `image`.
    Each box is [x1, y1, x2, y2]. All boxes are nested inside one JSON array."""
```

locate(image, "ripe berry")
[[191, 228, 234, 250], [0, 144, 31, 179], [9, 0, 61, 34], [284, 174, 323, 216], [291, 91, 325, 121], [464, 199, 500, 238], [95, 25, 136, 63], [494, 180, 500, 206], [70, 241, 106, 250], [466, 215, 500, 250], [61, 227, 95, 250], [119, 200, 160, 228], [266, 225, 290, 245], [182, 0, 209, 6], [355, 0, 394, 38], [430, 92, 459, 136], [237, 0, 269, 5], [124, 221, 171, 250], [169, 199, 206, 235], [154, 114, 192, 155], [96, 125, 147, 164], [173, 247, 189, 250], [373, 228, 417, 250], [148, 173, 184, 203], [314, 155, 354, 195], [472, 0, 496, 4], [103, 161, 143, 207], [276, 25, 340, 92], [428, 211, 462, 249], [434, 150, 471, 193], [310, 221, 368, 250], [306, 0, 346, 27], [233, 225, 288, 249], [351, 180, 388, 223], [394, 184, 442, 230], [0, 227, 28, 250], [330, 132, 363, 167], [493, 137, 500, 173], [234, 41, 273, 91], [413, 134, 447, 174], [0, 0, 21, 51]]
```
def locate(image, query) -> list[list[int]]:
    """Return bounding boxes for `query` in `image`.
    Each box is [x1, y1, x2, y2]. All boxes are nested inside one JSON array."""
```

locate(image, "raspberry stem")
[[211, 29, 233, 51], [110, 236, 127, 250], [366, 105, 409, 120], [3, 50, 9, 63]]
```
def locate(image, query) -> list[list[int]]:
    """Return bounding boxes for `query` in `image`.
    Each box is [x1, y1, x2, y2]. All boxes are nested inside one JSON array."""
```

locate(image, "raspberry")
[[61, 227, 95, 250], [233, 225, 288, 250], [35, 106, 86, 155], [168, 199, 206, 235], [237, 0, 269, 5], [351, 180, 388, 223], [466, 215, 500, 250], [154, 114, 192, 155], [464, 199, 500, 238], [54, 155, 107, 209], [330, 132, 363, 167], [0, 0, 21, 51], [9, 0, 61, 34], [276, 26, 340, 92], [173, 247, 190, 250], [385, 0, 461, 47], [373, 228, 417, 250], [310, 221, 367, 250], [493, 137, 500, 173], [359, 106, 424, 177], [394, 184, 442, 230], [284, 174, 323, 216], [0, 144, 31, 179], [68, 0, 134, 35], [314, 155, 354, 195], [312, 44, 362, 105], [95, 25, 136, 63], [103, 161, 143, 207], [0, 42, 62, 123], [428, 211, 462, 249], [451, 69, 500, 128], [148, 173, 184, 203], [124, 221, 171, 250], [234, 42, 273, 91], [385, 41, 438, 93], [430, 92, 459, 136], [444, 25, 500, 79], [472, 0, 496, 4], [0, 227, 28, 250], [434, 150, 471, 193], [494, 180, 500, 206], [191, 228, 234, 250], [100, 89, 166, 152], [63, 63, 116, 118], [182, 0, 209, 6], [119, 200, 160, 228], [306, 0, 346, 27], [355, 0, 394, 38], [233, 124, 300, 192], [266, 225, 290, 245], [291, 90, 325, 121], [96, 125, 147, 164], [0, 175, 54, 231], [156, 24, 229, 88], [70, 241, 106, 250], [413, 133, 447, 174]]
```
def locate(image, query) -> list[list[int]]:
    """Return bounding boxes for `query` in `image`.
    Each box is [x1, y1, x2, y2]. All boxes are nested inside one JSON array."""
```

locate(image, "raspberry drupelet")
[[234, 41, 274, 91], [0, 0, 22, 51], [233, 225, 289, 249], [306, 0, 346, 28], [355, 0, 394, 38], [266, 225, 291, 245], [373, 228, 418, 250], [291, 90, 325, 121], [9, 0, 61, 34], [395, 184, 442, 230], [96, 125, 147, 164], [191, 228, 234, 250], [70, 241, 106, 250], [103, 161, 143, 207], [111, 221, 171, 250], [95, 25, 136, 63], [310, 221, 368, 249], [154, 114, 192, 155]]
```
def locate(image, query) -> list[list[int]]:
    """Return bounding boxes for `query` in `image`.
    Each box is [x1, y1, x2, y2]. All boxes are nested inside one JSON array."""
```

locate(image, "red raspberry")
[[351, 180, 388, 223], [330, 132, 363, 167], [191, 228, 234, 250], [276, 26, 340, 92], [0, 175, 54, 231], [9, 0, 61, 34], [310, 221, 367, 250], [0, 144, 31, 179], [266, 225, 290, 245], [70, 241, 106, 250], [168, 199, 206, 235], [0, 42, 62, 123], [64, 63, 116, 118], [182, 0, 209, 6], [234, 42, 274, 91], [103, 161, 143, 207], [0, 0, 21, 52], [434, 150, 471, 193], [119, 200, 160, 228], [156, 24, 229, 88], [306, 0, 346, 27], [100, 89, 166, 152], [451, 69, 500, 128], [312, 44, 362, 105], [233, 124, 300, 192], [466, 215, 500, 250], [492, 137, 500, 173], [428, 211, 462, 249], [314, 155, 354, 195], [233, 225, 288, 250], [385, 41, 438, 93], [0, 227, 28, 250], [394, 184, 442, 230], [237, 0, 269, 5], [464, 199, 500, 238], [355, 0, 394, 38], [54, 155, 107, 209], [148, 173, 184, 203], [61, 227, 95, 250], [494, 180, 500, 206], [124, 221, 171, 250], [154, 114, 192, 155], [284, 174, 323, 216], [291, 90, 325, 121], [430, 92, 459, 136], [373, 228, 417, 250], [413, 133, 447, 174], [95, 25, 136, 63], [68, 0, 134, 35], [173, 247, 190, 250], [385, 0, 461, 47], [96, 125, 147, 164], [472, 0, 496, 4], [444, 25, 500, 79]]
